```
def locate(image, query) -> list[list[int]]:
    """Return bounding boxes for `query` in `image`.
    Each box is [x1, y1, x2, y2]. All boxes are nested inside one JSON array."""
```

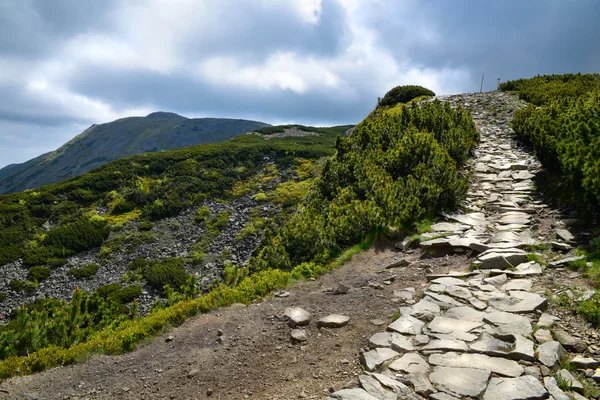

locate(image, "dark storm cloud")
[[368, 0, 600, 91], [0, 0, 116, 58]]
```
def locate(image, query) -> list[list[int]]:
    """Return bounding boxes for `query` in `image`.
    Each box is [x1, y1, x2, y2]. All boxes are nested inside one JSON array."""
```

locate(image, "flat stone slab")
[[536, 341, 567, 367], [488, 291, 547, 313], [390, 335, 415, 353], [329, 388, 379, 400], [536, 313, 559, 329], [477, 251, 528, 270], [431, 277, 469, 287], [401, 299, 441, 321], [358, 375, 396, 400], [489, 261, 542, 277], [430, 366, 491, 398], [534, 329, 553, 344], [483, 375, 548, 400], [484, 310, 532, 336], [556, 228, 575, 242], [430, 222, 470, 232], [389, 352, 429, 374], [502, 279, 533, 292], [423, 339, 469, 352], [484, 273, 508, 286], [423, 292, 462, 309], [445, 212, 488, 227], [290, 329, 307, 342], [360, 348, 399, 372], [283, 307, 311, 327], [368, 332, 400, 349], [387, 314, 424, 335], [470, 333, 535, 361], [444, 306, 485, 322], [317, 314, 350, 328], [393, 287, 416, 300], [428, 316, 483, 341], [429, 352, 524, 377], [468, 297, 488, 310]]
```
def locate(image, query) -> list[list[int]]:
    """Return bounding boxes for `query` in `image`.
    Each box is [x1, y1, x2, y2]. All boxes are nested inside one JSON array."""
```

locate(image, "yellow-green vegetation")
[[194, 206, 211, 223], [99, 230, 156, 258], [67, 264, 99, 279], [268, 180, 313, 207], [0, 132, 338, 267]]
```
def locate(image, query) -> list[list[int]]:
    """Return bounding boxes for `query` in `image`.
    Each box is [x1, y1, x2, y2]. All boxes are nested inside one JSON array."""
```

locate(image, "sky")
[[0, 0, 598, 168]]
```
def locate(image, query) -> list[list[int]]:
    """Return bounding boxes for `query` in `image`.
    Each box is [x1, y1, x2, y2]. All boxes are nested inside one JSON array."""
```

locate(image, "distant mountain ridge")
[[0, 113, 269, 194]]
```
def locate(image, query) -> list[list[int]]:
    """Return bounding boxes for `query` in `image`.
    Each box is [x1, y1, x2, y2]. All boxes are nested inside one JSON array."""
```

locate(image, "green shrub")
[[194, 206, 211, 223], [45, 218, 110, 253], [253, 192, 267, 202], [579, 293, 600, 326], [504, 74, 600, 210], [27, 266, 52, 282], [128, 258, 149, 271], [0, 293, 5, 302], [110, 285, 142, 304], [95, 283, 121, 298], [68, 264, 100, 279], [378, 85, 435, 108], [143, 258, 189, 292], [24, 281, 38, 293], [8, 280, 25, 292], [138, 220, 153, 231], [112, 198, 136, 214]]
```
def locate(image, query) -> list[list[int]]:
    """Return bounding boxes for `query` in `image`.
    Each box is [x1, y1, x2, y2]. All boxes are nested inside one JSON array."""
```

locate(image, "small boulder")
[[552, 329, 587, 353], [283, 307, 311, 328], [332, 282, 349, 295], [291, 329, 308, 342]]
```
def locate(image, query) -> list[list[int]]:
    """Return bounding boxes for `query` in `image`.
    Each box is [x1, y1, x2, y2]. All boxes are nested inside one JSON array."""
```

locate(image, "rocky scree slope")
[[0, 113, 269, 194], [330, 92, 600, 400]]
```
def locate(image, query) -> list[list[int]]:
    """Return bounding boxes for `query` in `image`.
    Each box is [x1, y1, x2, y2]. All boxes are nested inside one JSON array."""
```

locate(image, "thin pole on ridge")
[[480, 73, 485, 93]]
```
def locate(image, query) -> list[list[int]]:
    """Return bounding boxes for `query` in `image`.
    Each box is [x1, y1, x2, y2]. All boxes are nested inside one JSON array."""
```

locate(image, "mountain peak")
[[145, 111, 185, 120]]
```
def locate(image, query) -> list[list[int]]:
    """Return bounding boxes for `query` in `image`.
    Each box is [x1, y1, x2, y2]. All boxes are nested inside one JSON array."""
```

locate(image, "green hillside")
[[0, 85, 482, 379], [0, 113, 269, 194]]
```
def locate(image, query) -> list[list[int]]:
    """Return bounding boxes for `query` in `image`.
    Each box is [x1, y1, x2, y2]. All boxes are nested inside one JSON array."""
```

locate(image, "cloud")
[[0, 0, 598, 168]]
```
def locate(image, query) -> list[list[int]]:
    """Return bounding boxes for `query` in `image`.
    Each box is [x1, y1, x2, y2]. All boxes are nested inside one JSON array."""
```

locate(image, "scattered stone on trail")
[[483, 375, 548, 400], [390, 335, 415, 353], [534, 329, 553, 344], [577, 289, 596, 302], [387, 315, 424, 335], [483, 310, 533, 336], [414, 334, 430, 346], [547, 256, 585, 268], [393, 287, 416, 300], [552, 329, 587, 353], [570, 355, 600, 369], [593, 368, 600, 382], [429, 366, 490, 398], [470, 332, 535, 361], [555, 369, 584, 394], [422, 292, 461, 309], [317, 314, 350, 328], [476, 250, 528, 270], [551, 241, 573, 251], [332, 282, 350, 295], [426, 271, 479, 280], [360, 348, 399, 372], [290, 329, 307, 342], [368, 281, 384, 290], [369, 318, 386, 326], [536, 313, 559, 329], [536, 341, 567, 367], [165, 335, 174, 342], [543, 377, 570, 400], [502, 278, 532, 292], [395, 237, 414, 251], [283, 307, 311, 328], [368, 332, 399, 349], [556, 228, 575, 243]]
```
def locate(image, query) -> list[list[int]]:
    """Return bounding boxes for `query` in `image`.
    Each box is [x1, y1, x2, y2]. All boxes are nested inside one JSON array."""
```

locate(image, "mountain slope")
[[0, 113, 269, 194]]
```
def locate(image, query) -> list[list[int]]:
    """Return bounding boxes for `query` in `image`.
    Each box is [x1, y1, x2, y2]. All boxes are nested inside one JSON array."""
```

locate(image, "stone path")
[[329, 92, 598, 400]]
